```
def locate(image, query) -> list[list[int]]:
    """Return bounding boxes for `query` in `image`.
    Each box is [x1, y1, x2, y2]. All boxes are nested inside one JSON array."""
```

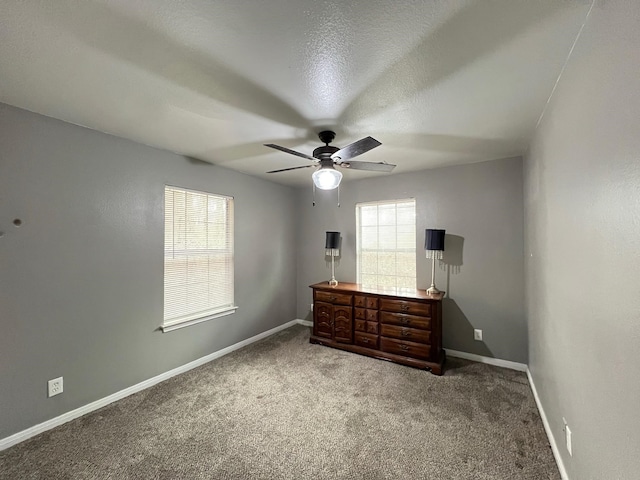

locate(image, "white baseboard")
[[446, 349, 527, 372], [527, 368, 569, 480], [0, 319, 309, 451], [296, 319, 313, 327]]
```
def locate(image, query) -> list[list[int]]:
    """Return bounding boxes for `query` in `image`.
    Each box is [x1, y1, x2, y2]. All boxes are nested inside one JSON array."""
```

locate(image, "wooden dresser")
[[310, 282, 445, 375]]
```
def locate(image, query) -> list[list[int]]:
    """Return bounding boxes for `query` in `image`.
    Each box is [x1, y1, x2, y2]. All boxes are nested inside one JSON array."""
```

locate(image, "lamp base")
[[328, 278, 338, 287], [426, 285, 440, 295]]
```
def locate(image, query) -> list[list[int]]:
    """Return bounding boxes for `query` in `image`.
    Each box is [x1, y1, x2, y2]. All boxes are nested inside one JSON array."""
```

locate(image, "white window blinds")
[[356, 199, 416, 290], [163, 186, 235, 330]]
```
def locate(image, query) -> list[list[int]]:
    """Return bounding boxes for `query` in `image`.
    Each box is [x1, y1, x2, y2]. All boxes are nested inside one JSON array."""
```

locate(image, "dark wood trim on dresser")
[[309, 282, 445, 375]]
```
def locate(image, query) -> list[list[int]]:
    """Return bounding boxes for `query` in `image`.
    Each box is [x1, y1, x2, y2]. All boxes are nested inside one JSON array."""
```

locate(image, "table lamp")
[[425, 229, 445, 295], [325, 231, 340, 287]]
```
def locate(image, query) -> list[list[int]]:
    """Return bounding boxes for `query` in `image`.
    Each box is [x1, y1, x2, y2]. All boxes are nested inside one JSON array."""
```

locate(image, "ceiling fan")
[[264, 131, 395, 190]]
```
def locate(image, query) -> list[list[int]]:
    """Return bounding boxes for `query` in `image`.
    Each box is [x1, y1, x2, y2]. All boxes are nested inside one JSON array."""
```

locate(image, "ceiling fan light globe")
[[312, 167, 342, 190]]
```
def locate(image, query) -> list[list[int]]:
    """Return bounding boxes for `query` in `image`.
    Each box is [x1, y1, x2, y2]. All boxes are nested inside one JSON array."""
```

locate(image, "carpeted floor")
[[0, 325, 559, 479]]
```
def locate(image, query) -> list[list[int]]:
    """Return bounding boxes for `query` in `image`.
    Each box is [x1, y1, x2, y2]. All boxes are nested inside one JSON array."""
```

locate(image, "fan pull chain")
[[337, 184, 340, 207], [312, 180, 316, 206]]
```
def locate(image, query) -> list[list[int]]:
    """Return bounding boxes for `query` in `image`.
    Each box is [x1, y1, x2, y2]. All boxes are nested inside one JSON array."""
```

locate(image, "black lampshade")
[[425, 229, 445, 251], [325, 231, 340, 249]]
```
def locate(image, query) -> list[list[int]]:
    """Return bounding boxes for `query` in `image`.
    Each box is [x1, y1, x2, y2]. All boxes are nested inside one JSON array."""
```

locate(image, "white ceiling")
[[0, 0, 591, 187]]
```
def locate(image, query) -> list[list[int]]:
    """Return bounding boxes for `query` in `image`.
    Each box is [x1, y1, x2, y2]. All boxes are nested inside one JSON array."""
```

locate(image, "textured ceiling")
[[0, 0, 592, 186]]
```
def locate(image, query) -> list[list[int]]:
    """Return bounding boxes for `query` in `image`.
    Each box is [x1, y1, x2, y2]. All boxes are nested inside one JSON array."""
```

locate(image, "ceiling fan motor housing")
[[313, 145, 340, 160]]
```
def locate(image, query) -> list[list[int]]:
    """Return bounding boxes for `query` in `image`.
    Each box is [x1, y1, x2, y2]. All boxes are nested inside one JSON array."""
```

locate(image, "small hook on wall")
[[1, 219, 24, 238]]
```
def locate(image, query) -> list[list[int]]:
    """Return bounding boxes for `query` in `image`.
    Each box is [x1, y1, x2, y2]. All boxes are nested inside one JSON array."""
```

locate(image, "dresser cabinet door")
[[333, 305, 353, 343], [314, 302, 333, 339]]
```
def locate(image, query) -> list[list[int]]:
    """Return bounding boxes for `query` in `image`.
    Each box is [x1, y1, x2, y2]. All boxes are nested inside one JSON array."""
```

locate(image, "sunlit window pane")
[[164, 186, 234, 326], [356, 199, 416, 290]]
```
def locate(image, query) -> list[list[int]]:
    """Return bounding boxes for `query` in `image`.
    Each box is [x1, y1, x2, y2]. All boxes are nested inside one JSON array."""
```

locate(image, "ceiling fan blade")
[[338, 161, 396, 172], [331, 136, 381, 161], [267, 164, 316, 174], [264, 143, 316, 161]]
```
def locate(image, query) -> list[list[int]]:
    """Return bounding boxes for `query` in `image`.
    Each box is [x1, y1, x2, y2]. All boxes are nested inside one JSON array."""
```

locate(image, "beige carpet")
[[0, 325, 559, 479]]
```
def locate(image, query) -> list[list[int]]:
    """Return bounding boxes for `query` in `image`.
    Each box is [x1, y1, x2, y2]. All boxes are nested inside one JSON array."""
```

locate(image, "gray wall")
[[0, 103, 297, 439], [524, 0, 640, 478], [296, 157, 526, 363]]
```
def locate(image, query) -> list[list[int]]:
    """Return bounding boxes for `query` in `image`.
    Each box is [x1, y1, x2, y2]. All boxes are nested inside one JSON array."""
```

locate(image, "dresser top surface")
[[310, 282, 444, 301]]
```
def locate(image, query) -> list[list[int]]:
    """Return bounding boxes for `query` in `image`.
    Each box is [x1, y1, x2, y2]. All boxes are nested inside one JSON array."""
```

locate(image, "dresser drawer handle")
[[362, 337, 370, 344], [399, 344, 409, 351], [399, 316, 411, 325], [401, 329, 411, 337], [330, 296, 337, 302], [400, 305, 409, 312]]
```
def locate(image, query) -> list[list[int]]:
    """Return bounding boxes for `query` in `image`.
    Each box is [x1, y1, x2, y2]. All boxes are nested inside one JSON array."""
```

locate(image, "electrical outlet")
[[310, 303, 314, 311], [564, 419, 572, 456], [474, 329, 483, 341], [48, 377, 63, 397]]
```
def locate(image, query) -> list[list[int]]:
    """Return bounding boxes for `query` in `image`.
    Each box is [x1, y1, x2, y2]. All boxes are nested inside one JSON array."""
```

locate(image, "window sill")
[[161, 306, 238, 333]]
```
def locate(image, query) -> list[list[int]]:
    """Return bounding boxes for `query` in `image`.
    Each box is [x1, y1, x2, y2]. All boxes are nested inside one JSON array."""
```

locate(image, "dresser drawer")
[[380, 299, 430, 316], [366, 309, 378, 322], [380, 324, 430, 344], [380, 311, 431, 330], [355, 332, 378, 349], [366, 321, 378, 334], [355, 307, 366, 320], [380, 337, 430, 360], [316, 291, 353, 306], [355, 296, 379, 309], [355, 319, 366, 332]]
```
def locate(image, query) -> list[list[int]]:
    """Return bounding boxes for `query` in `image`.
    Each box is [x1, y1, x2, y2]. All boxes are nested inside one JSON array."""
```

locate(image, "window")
[[356, 199, 416, 290], [163, 186, 236, 332]]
